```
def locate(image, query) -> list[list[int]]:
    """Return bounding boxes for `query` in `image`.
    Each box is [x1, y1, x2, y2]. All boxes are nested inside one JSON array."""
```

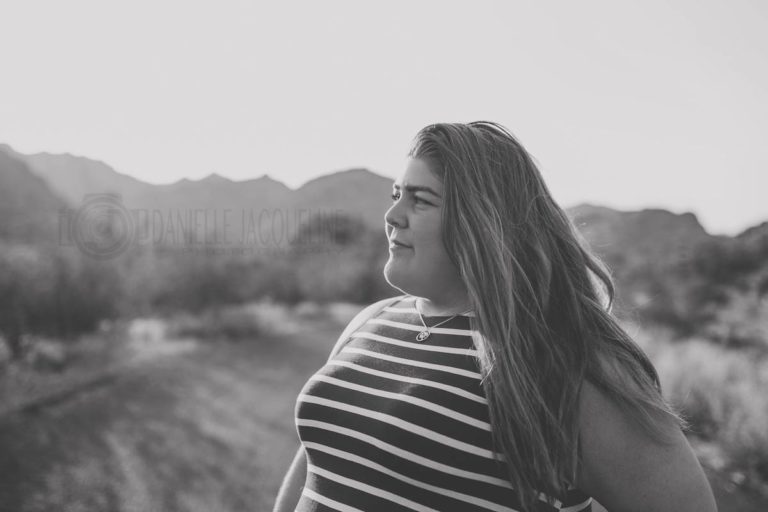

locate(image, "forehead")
[[393, 158, 442, 191]]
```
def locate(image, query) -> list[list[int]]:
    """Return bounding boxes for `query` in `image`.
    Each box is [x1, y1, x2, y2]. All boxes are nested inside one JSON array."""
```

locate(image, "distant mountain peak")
[[241, 173, 289, 188], [338, 167, 376, 175], [253, 173, 279, 182], [200, 172, 231, 183], [297, 167, 390, 191]]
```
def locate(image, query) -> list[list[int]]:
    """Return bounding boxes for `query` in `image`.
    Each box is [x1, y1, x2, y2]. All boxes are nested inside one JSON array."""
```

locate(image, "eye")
[[391, 190, 432, 206]]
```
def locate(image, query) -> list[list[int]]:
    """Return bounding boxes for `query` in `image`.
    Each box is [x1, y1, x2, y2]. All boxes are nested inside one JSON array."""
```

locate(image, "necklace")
[[414, 301, 473, 342]]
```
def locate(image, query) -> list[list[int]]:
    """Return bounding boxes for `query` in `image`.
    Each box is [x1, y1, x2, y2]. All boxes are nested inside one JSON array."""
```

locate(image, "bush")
[[636, 329, 768, 485], [0, 243, 122, 359]]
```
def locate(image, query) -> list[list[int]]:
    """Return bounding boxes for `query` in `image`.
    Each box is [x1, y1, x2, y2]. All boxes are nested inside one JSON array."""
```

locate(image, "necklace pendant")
[[416, 330, 431, 342]]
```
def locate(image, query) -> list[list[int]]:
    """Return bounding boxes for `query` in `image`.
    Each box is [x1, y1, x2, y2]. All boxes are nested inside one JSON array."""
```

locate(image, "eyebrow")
[[393, 183, 442, 199]]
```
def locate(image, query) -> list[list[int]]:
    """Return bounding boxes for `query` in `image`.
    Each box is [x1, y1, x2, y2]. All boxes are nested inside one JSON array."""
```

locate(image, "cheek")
[[419, 235, 444, 256], [415, 225, 449, 259]]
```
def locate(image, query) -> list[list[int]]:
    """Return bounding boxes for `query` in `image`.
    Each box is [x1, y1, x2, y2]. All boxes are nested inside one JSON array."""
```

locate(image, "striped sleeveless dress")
[[294, 295, 593, 512]]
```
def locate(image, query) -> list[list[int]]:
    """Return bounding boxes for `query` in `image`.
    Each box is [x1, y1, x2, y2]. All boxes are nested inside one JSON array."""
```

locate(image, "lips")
[[389, 239, 412, 248]]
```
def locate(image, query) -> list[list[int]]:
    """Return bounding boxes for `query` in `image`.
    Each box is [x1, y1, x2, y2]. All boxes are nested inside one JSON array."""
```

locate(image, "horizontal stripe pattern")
[[340, 347, 483, 379], [325, 359, 488, 404], [307, 374, 491, 430], [350, 327, 479, 356], [296, 295, 593, 512]]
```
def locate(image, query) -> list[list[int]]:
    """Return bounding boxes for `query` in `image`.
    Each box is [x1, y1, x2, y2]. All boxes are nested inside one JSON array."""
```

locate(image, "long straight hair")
[[409, 122, 688, 511]]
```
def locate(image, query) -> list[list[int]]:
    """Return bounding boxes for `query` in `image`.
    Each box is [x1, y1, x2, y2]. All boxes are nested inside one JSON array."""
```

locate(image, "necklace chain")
[[414, 300, 473, 342]]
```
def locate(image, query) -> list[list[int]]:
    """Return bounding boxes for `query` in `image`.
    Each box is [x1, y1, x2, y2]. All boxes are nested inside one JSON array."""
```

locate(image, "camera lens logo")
[[71, 193, 135, 259]]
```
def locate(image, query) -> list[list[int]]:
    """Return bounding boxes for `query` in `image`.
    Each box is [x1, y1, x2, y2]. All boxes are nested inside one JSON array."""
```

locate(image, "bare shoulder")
[[576, 379, 717, 512]]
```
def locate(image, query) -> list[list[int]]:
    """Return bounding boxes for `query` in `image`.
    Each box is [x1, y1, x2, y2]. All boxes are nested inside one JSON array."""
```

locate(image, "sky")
[[0, 0, 766, 236]]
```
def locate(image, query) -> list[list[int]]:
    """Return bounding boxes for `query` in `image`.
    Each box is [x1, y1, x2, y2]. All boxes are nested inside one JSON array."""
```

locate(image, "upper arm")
[[576, 380, 717, 512], [326, 296, 401, 361], [272, 447, 307, 512]]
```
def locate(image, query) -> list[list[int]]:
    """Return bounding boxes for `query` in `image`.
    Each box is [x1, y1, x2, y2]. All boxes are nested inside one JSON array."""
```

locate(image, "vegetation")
[[634, 326, 768, 494], [0, 242, 122, 359]]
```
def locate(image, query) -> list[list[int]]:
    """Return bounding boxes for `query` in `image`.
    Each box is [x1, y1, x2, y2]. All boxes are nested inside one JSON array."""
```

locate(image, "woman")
[[274, 122, 717, 512]]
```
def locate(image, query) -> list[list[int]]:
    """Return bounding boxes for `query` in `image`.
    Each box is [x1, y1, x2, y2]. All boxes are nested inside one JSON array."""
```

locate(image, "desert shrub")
[[148, 250, 244, 313], [287, 212, 392, 304], [690, 239, 767, 285], [0, 243, 122, 358], [637, 330, 768, 485]]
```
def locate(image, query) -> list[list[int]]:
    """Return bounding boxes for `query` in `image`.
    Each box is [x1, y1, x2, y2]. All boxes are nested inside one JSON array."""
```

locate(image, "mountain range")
[[0, 144, 393, 248], [0, 142, 763, 257]]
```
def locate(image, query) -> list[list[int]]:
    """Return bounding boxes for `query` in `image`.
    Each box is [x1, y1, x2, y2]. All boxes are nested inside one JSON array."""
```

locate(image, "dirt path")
[[0, 321, 337, 512]]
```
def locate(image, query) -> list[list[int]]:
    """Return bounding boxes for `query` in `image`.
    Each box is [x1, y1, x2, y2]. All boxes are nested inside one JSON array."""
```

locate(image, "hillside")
[[567, 203, 716, 270], [0, 148, 68, 246]]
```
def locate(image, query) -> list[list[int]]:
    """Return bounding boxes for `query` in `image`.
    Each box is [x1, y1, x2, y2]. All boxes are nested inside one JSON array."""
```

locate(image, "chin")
[[383, 261, 411, 293]]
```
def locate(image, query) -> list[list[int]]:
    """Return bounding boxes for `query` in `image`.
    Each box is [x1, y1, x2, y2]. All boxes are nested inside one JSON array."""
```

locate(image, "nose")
[[384, 197, 407, 232]]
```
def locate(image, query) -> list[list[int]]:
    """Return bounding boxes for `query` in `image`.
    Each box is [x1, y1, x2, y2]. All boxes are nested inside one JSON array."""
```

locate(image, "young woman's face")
[[383, 158, 465, 301]]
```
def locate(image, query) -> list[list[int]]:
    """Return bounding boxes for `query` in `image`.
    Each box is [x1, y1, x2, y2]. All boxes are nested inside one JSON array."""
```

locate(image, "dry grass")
[[630, 322, 768, 493]]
